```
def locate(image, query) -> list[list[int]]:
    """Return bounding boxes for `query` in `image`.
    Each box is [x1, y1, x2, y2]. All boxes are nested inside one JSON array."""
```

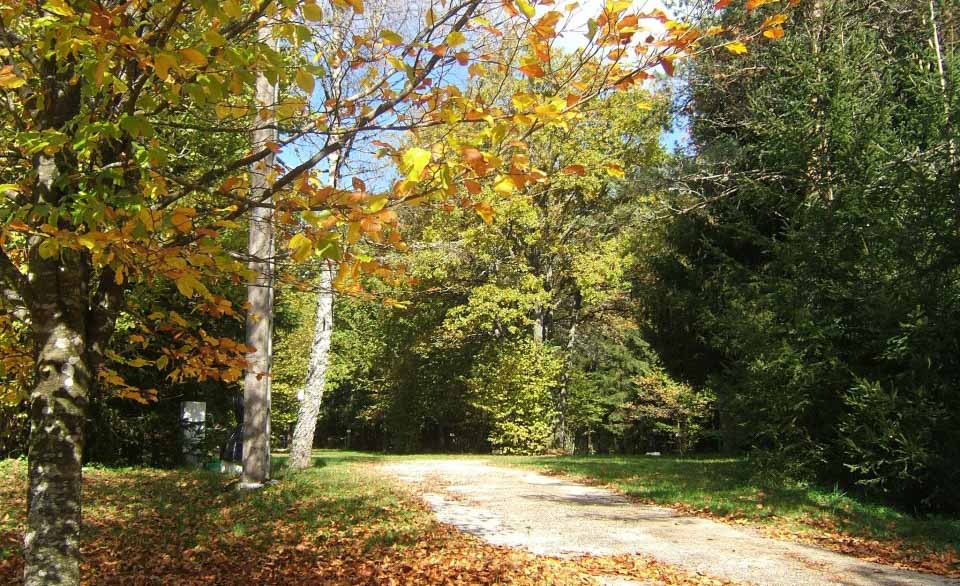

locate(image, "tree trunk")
[[23, 251, 91, 586], [806, 0, 833, 203], [929, 0, 955, 161], [288, 141, 340, 471], [241, 23, 278, 488], [532, 308, 548, 344], [288, 261, 335, 470]]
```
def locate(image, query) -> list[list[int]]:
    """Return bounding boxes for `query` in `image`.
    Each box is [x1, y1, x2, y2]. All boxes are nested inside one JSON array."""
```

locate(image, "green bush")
[[467, 340, 562, 455]]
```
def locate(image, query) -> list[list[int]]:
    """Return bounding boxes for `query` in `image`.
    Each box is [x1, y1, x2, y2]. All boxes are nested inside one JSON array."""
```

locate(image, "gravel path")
[[381, 459, 958, 586]]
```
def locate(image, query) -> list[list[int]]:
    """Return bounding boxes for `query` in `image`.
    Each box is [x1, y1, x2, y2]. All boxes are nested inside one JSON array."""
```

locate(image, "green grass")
[[499, 454, 960, 557]]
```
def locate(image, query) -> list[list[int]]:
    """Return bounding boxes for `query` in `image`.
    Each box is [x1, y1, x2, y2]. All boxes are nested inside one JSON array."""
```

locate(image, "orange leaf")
[[475, 202, 494, 224], [763, 26, 784, 39], [518, 62, 545, 78]]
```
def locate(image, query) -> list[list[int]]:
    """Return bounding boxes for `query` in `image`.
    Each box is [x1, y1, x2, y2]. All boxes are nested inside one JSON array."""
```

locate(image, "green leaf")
[[120, 114, 155, 138], [586, 18, 598, 41], [302, 2, 323, 21], [38, 238, 59, 259], [295, 69, 315, 94]]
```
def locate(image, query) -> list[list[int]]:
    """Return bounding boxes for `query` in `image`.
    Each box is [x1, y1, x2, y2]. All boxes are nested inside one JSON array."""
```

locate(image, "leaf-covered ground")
[[503, 454, 960, 578], [0, 454, 734, 585]]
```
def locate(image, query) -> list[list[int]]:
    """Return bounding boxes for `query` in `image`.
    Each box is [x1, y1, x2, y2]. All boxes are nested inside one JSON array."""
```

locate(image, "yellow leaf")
[[154, 53, 176, 81], [366, 195, 389, 213], [139, 208, 156, 232], [762, 14, 788, 27], [303, 2, 323, 20], [445, 31, 466, 48], [0, 66, 25, 89], [347, 222, 361, 244], [493, 175, 516, 195], [288, 233, 313, 262], [402, 147, 432, 181], [511, 92, 535, 110], [380, 29, 403, 45], [44, 0, 74, 17], [725, 41, 748, 55], [295, 69, 315, 94], [515, 0, 535, 19], [605, 0, 631, 12], [77, 233, 98, 250], [175, 275, 195, 298], [223, 0, 243, 17], [180, 48, 208, 67], [347, 0, 363, 14], [605, 163, 625, 178]]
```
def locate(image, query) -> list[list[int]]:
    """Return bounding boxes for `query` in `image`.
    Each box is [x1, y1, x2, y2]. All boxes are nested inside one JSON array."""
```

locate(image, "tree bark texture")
[[288, 261, 335, 470], [18, 46, 122, 585], [23, 249, 91, 586], [241, 23, 278, 488]]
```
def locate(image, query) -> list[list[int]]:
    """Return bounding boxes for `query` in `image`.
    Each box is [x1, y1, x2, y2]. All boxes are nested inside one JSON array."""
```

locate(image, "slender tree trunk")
[[807, 0, 833, 203], [288, 261, 335, 469], [241, 23, 278, 488], [554, 290, 580, 453], [23, 250, 91, 586], [929, 0, 955, 161], [288, 141, 340, 470]]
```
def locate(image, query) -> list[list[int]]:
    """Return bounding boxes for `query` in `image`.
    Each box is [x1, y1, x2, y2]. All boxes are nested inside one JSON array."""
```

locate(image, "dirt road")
[[382, 459, 957, 586]]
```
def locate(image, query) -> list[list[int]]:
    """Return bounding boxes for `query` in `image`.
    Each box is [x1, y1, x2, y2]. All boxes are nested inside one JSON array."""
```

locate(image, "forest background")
[[1, 0, 957, 521]]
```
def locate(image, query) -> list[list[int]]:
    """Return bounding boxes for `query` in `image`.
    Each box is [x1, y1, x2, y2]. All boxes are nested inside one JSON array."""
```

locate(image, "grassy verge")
[[502, 454, 960, 575], [0, 452, 734, 585]]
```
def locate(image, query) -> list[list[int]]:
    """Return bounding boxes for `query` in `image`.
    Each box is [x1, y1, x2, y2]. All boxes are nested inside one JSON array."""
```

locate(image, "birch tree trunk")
[[241, 22, 278, 488], [288, 261, 335, 469]]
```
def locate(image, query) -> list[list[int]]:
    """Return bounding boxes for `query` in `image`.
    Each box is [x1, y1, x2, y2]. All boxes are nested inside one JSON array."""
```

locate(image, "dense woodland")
[[0, 0, 958, 583]]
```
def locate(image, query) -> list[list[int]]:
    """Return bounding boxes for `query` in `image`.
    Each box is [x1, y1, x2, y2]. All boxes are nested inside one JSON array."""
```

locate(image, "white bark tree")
[[288, 260, 335, 469]]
